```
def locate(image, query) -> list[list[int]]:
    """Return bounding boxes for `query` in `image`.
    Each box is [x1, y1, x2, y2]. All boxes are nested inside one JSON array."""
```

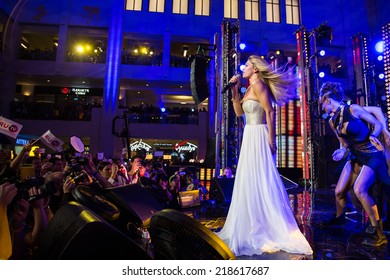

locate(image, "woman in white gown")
[[217, 55, 313, 256]]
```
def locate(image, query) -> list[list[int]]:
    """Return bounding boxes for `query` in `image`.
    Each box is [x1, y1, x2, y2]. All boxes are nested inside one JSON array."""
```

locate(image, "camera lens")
[[72, 172, 89, 185]]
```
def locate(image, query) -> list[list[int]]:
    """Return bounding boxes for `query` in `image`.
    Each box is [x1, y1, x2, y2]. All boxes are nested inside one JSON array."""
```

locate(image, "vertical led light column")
[[351, 33, 370, 105], [382, 23, 390, 128], [296, 26, 312, 185]]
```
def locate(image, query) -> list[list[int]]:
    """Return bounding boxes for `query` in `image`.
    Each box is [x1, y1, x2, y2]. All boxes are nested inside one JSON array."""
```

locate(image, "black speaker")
[[103, 184, 163, 228], [191, 56, 210, 105], [38, 202, 151, 260], [209, 177, 235, 203], [149, 209, 236, 260]]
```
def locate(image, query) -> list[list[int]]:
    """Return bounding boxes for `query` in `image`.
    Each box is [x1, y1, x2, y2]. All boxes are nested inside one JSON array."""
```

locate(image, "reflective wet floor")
[[184, 186, 390, 260]]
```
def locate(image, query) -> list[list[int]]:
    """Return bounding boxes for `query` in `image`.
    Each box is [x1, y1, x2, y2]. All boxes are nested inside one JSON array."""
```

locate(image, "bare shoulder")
[[251, 79, 265, 91], [349, 104, 365, 114], [349, 104, 370, 118], [253, 80, 272, 109]]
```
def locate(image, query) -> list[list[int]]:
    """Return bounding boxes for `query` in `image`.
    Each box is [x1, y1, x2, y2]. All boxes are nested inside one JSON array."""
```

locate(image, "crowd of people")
[[0, 144, 207, 260], [10, 100, 96, 121]]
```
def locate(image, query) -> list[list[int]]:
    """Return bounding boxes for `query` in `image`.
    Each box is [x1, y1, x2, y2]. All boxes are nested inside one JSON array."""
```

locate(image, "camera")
[[1, 176, 57, 202], [69, 171, 90, 185]]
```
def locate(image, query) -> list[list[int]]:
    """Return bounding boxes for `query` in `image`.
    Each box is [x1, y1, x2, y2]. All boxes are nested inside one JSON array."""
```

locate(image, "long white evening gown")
[[217, 99, 313, 256]]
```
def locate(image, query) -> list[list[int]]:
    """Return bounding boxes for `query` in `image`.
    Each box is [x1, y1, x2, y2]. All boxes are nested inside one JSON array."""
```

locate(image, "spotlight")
[[379, 73, 385, 79], [75, 45, 84, 53], [318, 71, 325, 78], [377, 55, 383, 61], [318, 50, 326, 57], [160, 107, 166, 113], [267, 52, 275, 60], [239, 64, 245, 71], [182, 45, 189, 57], [315, 22, 333, 46], [375, 41, 385, 53], [239, 43, 246, 50]]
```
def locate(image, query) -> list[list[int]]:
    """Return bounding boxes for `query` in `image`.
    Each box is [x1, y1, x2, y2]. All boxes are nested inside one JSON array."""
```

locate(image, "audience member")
[[218, 167, 234, 178]]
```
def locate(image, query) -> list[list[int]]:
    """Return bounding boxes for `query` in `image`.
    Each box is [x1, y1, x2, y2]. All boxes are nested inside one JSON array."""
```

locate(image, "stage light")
[[378, 55, 383, 61], [182, 45, 189, 57], [268, 52, 275, 60], [75, 45, 85, 53], [239, 64, 245, 71], [375, 41, 385, 53], [318, 71, 325, 78], [379, 73, 385, 79], [160, 107, 166, 113], [239, 43, 246, 50], [319, 50, 326, 57]]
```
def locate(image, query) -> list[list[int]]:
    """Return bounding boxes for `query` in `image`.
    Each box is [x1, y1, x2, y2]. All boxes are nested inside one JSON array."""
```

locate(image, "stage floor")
[[182, 186, 390, 260]]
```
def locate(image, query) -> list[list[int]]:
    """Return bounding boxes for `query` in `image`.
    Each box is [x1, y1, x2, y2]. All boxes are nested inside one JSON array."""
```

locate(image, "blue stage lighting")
[[239, 43, 246, 50], [377, 55, 383, 61], [160, 107, 166, 113], [319, 50, 326, 57], [375, 41, 384, 53], [239, 64, 245, 71], [378, 73, 385, 79], [318, 71, 325, 78]]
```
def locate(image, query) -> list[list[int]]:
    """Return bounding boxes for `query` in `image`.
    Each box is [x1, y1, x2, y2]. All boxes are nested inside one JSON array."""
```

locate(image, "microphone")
[[222, 74, 240, 93]]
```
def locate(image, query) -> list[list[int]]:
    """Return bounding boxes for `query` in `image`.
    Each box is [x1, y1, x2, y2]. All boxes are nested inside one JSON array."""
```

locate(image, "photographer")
[[97, 161, 128, 186], [128, 155, 147, 184], [64, 153, 112, 190], [6, 184, 49, 259]]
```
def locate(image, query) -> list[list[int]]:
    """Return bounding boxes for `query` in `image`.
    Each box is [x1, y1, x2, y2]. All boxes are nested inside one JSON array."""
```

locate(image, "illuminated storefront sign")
[[71, 88, 90, 95], [130, 139, 198, 154], [28, 86, 103, 96], [62, 87, 90, 96], [174, 140, 197, 153], [130, 139, 152, 152]]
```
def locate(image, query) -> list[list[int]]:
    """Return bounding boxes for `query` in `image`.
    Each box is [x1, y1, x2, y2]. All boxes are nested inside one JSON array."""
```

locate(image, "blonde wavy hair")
[[248, 55, 297, 105]]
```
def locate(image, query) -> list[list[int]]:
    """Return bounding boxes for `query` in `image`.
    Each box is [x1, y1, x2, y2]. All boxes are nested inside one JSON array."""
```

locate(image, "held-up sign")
[[40, 130, 64, 152], [0, 116, 23, 139]]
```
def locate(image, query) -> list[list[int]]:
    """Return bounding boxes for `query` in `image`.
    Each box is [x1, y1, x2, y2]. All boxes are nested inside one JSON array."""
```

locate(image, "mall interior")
[[1, 0, 390, 260]]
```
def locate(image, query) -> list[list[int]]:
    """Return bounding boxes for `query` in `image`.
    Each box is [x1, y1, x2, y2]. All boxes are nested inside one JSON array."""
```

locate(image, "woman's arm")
[[363, 106, 390, 146], [350, 104, 383, 137], [253, 80, 276, 153], [10, 144, 31, 171], [328, 119, 350, 161], [229, 76, 245, 116]]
